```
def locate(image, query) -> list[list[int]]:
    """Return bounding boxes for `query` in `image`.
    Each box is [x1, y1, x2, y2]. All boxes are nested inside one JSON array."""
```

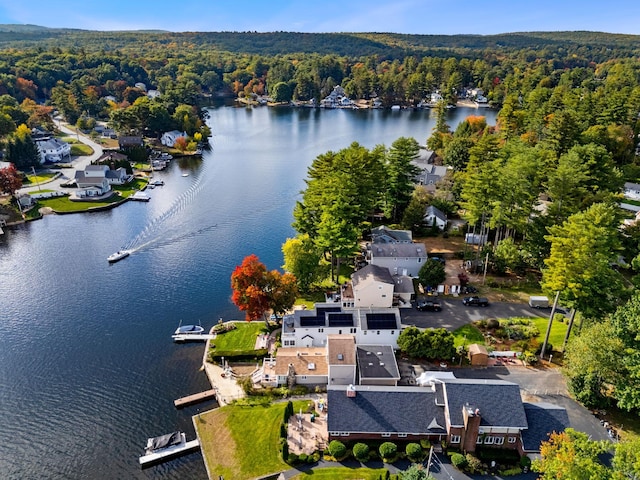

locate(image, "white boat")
[[150, 179, 164, 186], [107, 250, 130, 263], [131, 191, 151, 202], [181, 173, 189, 177], [139, 431, 200, 467], [174, 324, 205, 335]]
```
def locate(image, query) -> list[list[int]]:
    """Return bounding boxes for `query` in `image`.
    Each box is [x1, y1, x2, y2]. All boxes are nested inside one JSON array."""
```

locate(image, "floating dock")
[[174, 389, 217, 409], [172, 334, 215, 343], [139, 439, 200, 468]]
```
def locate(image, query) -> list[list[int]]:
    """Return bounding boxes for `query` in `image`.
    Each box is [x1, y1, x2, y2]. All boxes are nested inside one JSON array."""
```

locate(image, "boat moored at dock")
[[139, 431, 200, 468]]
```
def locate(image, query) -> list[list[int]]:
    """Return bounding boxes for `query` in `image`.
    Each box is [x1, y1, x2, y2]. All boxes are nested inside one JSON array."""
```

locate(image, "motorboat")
[[145, 431, 186, 455], [139, 431, 200, 467], [107, 250, 130, 263], [131, 191, 151, 202], [174, 324, 205, 335], [150, 179, 164, 186], [181, 173, 189, 177]]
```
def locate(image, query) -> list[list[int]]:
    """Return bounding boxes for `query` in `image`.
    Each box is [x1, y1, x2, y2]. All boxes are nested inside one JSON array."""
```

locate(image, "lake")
[[0, 105, 496, 479]]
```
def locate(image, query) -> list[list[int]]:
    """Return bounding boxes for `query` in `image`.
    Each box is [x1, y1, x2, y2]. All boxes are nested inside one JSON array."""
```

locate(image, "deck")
[[174, 389, 217, 408]]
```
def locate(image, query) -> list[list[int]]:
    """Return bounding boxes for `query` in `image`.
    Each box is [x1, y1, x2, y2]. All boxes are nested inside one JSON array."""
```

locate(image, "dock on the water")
[[174, 389, 217, 409], [172, 334, 215, 343], [139, 439, 200, 468]]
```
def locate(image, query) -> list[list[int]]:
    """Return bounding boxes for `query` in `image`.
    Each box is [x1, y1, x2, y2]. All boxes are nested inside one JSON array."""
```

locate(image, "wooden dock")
[[172, 333, 215, 343], [139, 439, 200, 468], [174, 389, 217, 409]]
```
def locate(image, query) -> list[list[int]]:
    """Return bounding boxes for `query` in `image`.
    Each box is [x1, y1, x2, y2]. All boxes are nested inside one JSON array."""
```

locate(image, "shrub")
[[280, 422, 286, 439], [287, 453, 298, 465], [419, 439, 431, 449], [465, 453, 483, 474], [379, 442, 397, 462], [520, 456, 532, 468], [281, 441, 289, 461], [311, 452, 320, 462], [406, 442, 423, 461], [536, 342, 553, 355], [487, 318, 499, 329], [451, 453, 467, 469], [298, 453, 308, 463], [329, 440, 347, 459], [500, 467, 523, 476], [353, 442, 370, 462]]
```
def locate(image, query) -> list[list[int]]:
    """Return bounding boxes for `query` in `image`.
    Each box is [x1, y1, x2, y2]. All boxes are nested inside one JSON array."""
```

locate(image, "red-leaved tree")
[[0, 164, 23, 196], [231, 254, 298, 321]]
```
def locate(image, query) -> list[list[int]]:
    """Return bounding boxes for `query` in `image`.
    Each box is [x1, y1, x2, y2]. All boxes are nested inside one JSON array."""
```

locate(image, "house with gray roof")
[[371, 225, 413, 244], [326, 378, 563, 455], [350, 264, 395, 308], [367, 242, 427, 277], [424, 205, 447, 231]]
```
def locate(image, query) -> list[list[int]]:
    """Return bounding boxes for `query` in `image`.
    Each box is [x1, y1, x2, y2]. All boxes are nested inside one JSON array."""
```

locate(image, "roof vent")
[[366, 351, 371, 355], [380, 362, 385, 366], [347, 384, 356, 398], [308, 363, 316, 370], [337, 353, 344, 360]]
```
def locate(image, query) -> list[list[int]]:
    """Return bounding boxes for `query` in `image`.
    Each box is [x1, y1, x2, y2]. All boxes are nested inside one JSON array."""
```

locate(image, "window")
[[381, 433, 391, 438], [484, 436, 495, 445], [449, 435, 460, 444], [494, 437, 504, 445], [476, 436, 483, 444], [508, 436, 517, 444], [340, 432, 350, 437], [418, 257, 422, 263], [398, 433, 407, 438], [377, 331, 380, 335], [330, 432, 340, 436], [381, 294, 386, 298], [318, 328, 324, 333], [350, 328, 356, 334]]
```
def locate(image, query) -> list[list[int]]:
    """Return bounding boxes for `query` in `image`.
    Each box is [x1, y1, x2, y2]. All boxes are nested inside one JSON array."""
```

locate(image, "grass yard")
[[112, 178, 147, 197], [196, 400, 309, 480], [211, 321, 266, 351], [23, 172, 57, 185], [71, 143, 94, 156], [37, 194, 123, 212], [289, 468, 394, 479], [531, 316, 570, 350], [453, 324, 485, 347]]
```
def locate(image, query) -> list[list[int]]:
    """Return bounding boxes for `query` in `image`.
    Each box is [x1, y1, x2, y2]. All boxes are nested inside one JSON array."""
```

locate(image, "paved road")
[[19, 123, 104, 194], [401, 299, 549, 332]]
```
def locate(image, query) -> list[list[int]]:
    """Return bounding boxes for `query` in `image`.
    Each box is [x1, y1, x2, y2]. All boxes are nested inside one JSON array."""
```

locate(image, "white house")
[[280, 304, 401, 349], [35, 138, 71, 164], [424, 205, 448, 231], [367, 242, 428, 277], [350, 264, 395, 309], [320, 85, 355, 108], [261, 347, 328, 387], [134, 82, 147, 92], [161, 130, 187, 147], [624, 182, 640, 201], [74, 165, 113, 194], [147, 90, 161, 99]]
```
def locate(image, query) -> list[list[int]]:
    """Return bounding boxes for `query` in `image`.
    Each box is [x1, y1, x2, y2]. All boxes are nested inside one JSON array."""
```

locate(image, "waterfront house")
[[261, 347, 328, 387], [367, 242, 428, 277], [350, 264, 395, 309], [161, 130, 187, 147], [35, 137, 71, 164], [624, 182, 640, 200], [371, 225, 413, 244], [118, 136, 144, 149], [423, 205, 447, 231], [280, 304, 401, 349], [326, 378, 561, 455]]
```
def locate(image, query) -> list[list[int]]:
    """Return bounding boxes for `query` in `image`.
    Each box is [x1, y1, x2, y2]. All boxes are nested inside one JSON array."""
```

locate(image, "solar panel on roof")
[[299, 315, 326, 327], [327, 313, 354, 327], [366, 313, 397, 329], [316, 307, 341, 317]]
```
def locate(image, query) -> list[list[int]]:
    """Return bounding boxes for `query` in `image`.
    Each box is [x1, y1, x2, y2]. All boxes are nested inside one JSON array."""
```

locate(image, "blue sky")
[[0, 0, 638, 35]]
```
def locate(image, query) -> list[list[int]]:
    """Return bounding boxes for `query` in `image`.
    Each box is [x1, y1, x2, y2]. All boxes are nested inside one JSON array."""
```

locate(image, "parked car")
[[462, 296, 489, 307], [416, 299, 442, 311], [430, 256, 446, 264]]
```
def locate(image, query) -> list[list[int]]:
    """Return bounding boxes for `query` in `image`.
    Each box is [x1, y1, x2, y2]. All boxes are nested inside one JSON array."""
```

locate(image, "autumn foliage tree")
[[173, 136, 188, 152], [0, 164, 22, 195], [231, 254, 298, 321]]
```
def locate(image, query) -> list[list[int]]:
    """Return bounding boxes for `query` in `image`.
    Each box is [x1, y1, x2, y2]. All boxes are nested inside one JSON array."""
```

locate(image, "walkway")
[[201, 330, 246, 406]]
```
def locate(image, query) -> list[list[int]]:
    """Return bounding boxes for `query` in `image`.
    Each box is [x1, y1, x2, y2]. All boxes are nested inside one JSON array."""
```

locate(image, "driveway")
[[19, 122, 104, 195], [400, 300, 546, 332]]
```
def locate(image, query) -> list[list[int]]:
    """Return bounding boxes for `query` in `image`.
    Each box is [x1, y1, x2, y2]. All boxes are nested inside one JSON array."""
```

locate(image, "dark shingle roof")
[[328, 386, 446, 435], [444, 380, 528, 429], [356, 345, 400, 380], [351, 264, 394, 286], [521, 403, 570, 452]]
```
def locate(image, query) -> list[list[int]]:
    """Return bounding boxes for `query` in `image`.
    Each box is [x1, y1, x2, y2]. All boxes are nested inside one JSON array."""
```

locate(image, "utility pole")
[[541, 291, 560, 361], [31, 166, 41, 191]]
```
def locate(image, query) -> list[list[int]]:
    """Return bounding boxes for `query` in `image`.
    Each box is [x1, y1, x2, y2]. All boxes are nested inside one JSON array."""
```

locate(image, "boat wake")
[[122, 170, 207, 252], [126, 223, 218, 254]]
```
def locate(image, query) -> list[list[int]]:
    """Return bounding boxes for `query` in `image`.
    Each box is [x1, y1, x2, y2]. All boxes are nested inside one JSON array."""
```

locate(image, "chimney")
[[462, 404, 481, 453], [346, 384, 357, 398]]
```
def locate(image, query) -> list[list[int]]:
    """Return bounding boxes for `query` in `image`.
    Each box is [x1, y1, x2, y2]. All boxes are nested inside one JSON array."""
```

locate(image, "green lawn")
[[531, 315, 570, 350], [71, 143, 94, 156], [453, 324, 485, 347], [23, 172, 57, 184], [290, 468, 395, 479], [37, 194, 123, 212], [196, 400, 310, 480], [211, 321, 266, 351], [112, 178, 147, 197]]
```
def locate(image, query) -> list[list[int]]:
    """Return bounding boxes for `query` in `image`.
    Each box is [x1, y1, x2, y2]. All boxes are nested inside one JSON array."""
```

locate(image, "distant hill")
[[0, 25, 636, 60]]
